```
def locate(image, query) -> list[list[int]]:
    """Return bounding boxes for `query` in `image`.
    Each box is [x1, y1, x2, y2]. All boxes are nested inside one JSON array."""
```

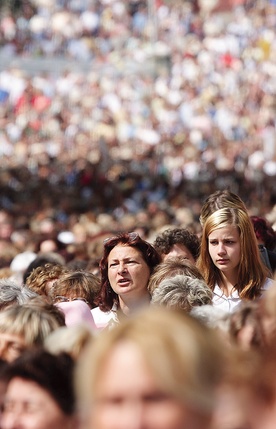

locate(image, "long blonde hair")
[[197, 208, 269, 299]]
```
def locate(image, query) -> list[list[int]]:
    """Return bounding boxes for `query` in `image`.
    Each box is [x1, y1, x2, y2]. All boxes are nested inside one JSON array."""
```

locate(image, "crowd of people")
[[0, 189, 274, 429], [0, 1, 276, 427], [0, 0, 276, 229]]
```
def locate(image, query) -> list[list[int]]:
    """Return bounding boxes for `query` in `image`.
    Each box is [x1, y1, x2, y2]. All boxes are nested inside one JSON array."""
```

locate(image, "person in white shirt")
[[197, 207, 275, 312]]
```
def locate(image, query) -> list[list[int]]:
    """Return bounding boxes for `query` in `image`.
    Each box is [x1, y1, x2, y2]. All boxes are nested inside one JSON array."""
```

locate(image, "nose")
[[217, 242, 226, 255], [118, 263, 127, 274]]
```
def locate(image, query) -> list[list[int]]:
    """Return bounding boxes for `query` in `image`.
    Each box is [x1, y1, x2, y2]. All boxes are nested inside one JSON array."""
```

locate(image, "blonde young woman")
[[197, 207, 275, 312]]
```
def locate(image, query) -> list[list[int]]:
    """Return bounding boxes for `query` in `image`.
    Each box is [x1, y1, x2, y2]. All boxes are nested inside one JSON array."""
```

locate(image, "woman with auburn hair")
[[92, 232, 161, 329], [197, 207, 275, 312], [76, 307, 225, 429]]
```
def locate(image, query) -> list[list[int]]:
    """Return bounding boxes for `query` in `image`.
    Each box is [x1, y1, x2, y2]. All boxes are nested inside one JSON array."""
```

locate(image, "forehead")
[[95, 341, 157, 396], [108, 245, 144, 260], [208, 225, 239, 238]]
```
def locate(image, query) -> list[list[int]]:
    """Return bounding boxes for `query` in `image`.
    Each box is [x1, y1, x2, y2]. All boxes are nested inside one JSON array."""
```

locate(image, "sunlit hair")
[[49, 270, 100, 309], [0, 279, 38, 310], [148, 256, 204, 295], [199, 190, 248, 226], [76, 307, 225, 419], [26, 263, 70, 296], [151, 274, 213, 312], [197, 208, 269, 300], [97, 232, 161, 312], [0, 302, 65, 347]]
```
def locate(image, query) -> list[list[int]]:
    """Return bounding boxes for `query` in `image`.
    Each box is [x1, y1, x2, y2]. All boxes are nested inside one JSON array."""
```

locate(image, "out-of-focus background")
[[0, 0, 275, 262]]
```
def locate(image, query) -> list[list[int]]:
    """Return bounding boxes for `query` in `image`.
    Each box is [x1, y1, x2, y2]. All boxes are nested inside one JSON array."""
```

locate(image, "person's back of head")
[[0, 279, 39, 310], [199, 190, 248, 226], [148, 256, 204, 295], [25, 263, 70, 296], [50, 269, 101, 309], [151, 274, 213, 312], [0, 300, 65, 352]]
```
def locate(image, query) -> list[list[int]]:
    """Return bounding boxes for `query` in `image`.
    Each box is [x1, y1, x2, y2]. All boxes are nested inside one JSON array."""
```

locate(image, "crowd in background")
[[0, 0, 275, 239]]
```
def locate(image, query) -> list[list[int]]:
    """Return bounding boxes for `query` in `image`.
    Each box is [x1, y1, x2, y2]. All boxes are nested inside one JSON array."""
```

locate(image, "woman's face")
[[88, 341, 203, 429], [208, 225, 241, 278], [2, 377, 74, 429], [107, 245, 151, 300]]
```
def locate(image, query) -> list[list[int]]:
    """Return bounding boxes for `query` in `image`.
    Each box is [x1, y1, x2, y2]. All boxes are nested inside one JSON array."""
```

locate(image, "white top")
[[212, 278, 274, 313], [91, 305, 119, 330]]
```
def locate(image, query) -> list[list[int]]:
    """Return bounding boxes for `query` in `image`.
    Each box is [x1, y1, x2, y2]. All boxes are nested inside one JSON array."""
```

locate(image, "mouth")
[[217, 259, 229, 264], [117, 278, 131, 286]]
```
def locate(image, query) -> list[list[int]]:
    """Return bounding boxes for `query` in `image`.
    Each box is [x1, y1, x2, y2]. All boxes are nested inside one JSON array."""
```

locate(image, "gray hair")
[[190, 305, 230, 333], [151, 275, 213, 312], [0, 279, 39, 310]]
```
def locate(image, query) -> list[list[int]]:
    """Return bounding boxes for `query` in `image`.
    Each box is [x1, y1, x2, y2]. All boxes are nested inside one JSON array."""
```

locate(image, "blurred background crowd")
[[0, 0, 275, 269]]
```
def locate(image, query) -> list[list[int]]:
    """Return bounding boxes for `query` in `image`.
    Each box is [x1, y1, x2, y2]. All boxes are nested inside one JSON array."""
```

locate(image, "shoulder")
[[91, 305, 118, 329], [262, 277, 276, 292]]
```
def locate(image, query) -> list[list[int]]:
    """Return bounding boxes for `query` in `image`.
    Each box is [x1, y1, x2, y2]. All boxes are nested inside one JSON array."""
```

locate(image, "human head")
[[50, 270, 100, 309], [97, 232, 161, 311], [199, 190, 248, 226], [197, 208, 267, 299], [0, 301, 65, 361], [153, 228, 200, 263], [1, 349, 76, 429], [250, 216, 276, 251], [0, 279, 39, 310], [25, 263, 70, 297], [151, 274, 213, 312], [76, 307, 224, 429], [148, 256, 204, 296], [229, 301, 265, 350]]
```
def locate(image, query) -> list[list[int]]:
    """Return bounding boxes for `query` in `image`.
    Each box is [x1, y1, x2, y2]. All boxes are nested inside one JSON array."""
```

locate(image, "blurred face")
[[89, 341, 201, 429], [0, 333, 26, 362], [2, 378, 74, 429], [208, 225, 241, 279], [107, 245, 151, 300], [163, 244, 196, 263]]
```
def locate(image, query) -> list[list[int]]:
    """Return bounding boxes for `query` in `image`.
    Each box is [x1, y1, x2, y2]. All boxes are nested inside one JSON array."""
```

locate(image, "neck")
[[219, 272, 238, 297], [118, 292, 150, 316]]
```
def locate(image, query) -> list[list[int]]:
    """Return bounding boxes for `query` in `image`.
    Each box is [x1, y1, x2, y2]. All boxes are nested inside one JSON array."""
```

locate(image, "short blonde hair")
[[0, 302, 64, 346]]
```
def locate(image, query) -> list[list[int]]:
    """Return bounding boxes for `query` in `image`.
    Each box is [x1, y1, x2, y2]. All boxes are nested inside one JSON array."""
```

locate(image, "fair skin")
[[89, 341, 203, 429], [2, 378, 75, 429], [108, 245, 151, 315], [208, 225, 241, 297], [0, 333, 26, 362], [163, 244, 196, 264]]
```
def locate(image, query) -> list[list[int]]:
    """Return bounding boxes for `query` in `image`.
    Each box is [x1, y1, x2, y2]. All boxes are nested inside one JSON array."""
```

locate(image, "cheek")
[[146, 402, 197, 429]]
